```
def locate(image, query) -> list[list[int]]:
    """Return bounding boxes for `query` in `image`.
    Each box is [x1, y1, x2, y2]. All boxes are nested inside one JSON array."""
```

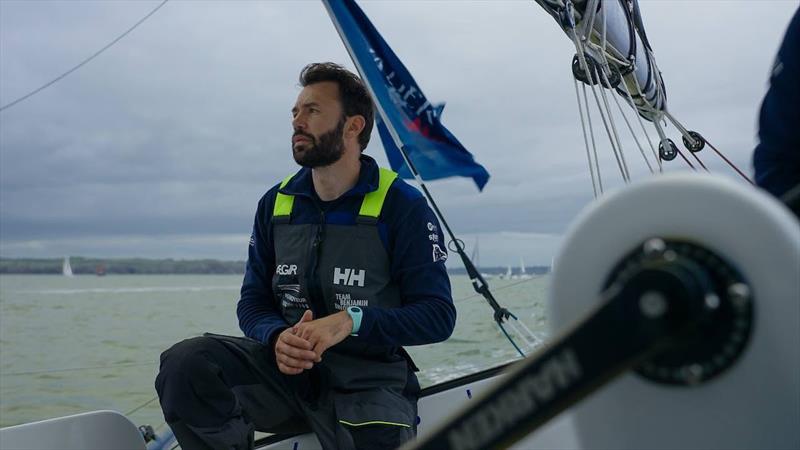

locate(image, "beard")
[[292, 117, 346, 168]]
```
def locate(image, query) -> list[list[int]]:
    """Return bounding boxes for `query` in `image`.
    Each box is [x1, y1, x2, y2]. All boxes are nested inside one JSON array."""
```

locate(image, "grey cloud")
[[1, 1, 796, 264]]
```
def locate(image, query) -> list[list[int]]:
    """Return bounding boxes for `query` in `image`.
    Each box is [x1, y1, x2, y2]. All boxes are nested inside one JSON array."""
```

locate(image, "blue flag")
[[323, 0, 490, 191]]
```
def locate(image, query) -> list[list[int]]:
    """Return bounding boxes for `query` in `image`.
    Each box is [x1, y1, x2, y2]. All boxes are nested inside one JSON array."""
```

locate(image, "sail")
[[533, 0, 666, 121], [322, 0, 490, 190], [62, 257, 74, 277]]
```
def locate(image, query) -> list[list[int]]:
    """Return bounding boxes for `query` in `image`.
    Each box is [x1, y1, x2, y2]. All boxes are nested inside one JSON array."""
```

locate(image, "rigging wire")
[[0, 0, 170, 112]]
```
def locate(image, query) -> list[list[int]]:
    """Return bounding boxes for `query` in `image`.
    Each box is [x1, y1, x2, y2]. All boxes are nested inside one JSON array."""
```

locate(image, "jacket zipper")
[[306, 208, 327, 317]]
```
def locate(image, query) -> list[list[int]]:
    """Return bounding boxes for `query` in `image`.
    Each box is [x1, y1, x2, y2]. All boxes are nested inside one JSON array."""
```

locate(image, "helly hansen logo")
[[276, 264, 298, 276], [333, 267, 365, 287]]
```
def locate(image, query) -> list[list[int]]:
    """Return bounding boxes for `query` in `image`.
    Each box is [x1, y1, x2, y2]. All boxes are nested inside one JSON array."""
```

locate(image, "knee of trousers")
[[155, 336, 224, 421]]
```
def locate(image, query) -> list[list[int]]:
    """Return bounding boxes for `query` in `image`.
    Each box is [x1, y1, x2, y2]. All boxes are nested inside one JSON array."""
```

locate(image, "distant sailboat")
[[519, 257, 532, 279], [62, 257, 74, 277], [471, 237, 493, 279]]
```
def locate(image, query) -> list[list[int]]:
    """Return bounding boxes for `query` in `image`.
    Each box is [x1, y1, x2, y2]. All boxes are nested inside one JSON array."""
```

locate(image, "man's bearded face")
[[292, 115, 346, 168]]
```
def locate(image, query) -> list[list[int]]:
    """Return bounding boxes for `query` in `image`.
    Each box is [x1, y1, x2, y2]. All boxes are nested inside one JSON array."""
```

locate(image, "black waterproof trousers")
[[155, 334, 418, 450]]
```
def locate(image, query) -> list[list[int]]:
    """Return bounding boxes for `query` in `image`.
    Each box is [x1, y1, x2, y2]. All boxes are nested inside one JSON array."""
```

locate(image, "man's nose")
[[292, 113, 306, 130]]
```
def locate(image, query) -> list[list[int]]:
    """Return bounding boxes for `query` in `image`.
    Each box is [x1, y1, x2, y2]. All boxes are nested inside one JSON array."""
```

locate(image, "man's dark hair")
[[299, 62, 374, 151]]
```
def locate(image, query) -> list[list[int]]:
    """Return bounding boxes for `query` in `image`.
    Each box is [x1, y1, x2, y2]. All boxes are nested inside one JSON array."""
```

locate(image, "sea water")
[[0, 274, 548, 430]]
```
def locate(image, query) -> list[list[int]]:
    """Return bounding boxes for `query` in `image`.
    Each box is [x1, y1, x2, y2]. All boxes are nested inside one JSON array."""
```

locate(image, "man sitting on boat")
[[155, 62, 456, 450], [753, 6, 800, 199]]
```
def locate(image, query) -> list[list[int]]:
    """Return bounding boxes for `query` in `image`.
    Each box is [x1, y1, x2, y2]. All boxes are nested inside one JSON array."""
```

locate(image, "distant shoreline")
[[0, 257, 245, 275], [0, 257, 551, 276]]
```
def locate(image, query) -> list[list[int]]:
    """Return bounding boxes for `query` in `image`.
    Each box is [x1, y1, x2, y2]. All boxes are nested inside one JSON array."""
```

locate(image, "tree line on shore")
[[0, 257, 246, 274], [0, 257, 551, 276]]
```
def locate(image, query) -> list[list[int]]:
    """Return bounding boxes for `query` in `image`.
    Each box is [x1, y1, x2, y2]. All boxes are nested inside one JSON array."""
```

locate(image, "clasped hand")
[[274, 309, 353, 375]]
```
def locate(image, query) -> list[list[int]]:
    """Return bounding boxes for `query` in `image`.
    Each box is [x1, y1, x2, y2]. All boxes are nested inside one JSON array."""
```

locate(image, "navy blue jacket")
[[753, 7, 800, 198], [238, 155, 455, 349]]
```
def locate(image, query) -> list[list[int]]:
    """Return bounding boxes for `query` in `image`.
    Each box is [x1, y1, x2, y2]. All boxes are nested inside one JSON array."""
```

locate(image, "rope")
[[597, 76, 631, 181], [622, 73, 662, 171], [507, 316, 541, 350], [663, 110, 751, 182], [706, 139, 754, 184], [582, 84, 604, 192], [571, 33, 629, 182], [630, 71, 663, 122], [498, 321, 526, 358], [652, 119, 695, 170], [590, 85, 626, 181], [600, 65, 654, 173], [664, 111, 700, 149], [574, 78, 599, 198], [677, 148, 696, 170], [689, 149, 709, 172], [580, 0, 600, 44], [0, 0, 170, 112]]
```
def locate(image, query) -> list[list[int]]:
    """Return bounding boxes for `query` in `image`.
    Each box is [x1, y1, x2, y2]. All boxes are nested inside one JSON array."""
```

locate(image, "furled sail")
[[532, 0, 752, 193], [536, 0, 666, 120]]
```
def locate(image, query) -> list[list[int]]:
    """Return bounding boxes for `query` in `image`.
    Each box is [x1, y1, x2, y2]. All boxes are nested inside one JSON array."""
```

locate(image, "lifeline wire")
[[0, 333, 201, 377], [0, 361, 154, 377], [126, 396, 159, 417], [456, 276, 539, 303], [0, 0, 170, 112]]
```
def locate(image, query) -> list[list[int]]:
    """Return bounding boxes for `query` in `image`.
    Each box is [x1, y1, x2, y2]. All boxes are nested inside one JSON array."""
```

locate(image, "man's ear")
[[346, 115, 366, 139]]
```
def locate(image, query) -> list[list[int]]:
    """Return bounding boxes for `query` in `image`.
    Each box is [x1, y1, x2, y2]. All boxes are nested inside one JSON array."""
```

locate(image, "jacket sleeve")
[[753, 8, 800, 198], [237, 188, 289, 347], [356, 196, 456, 346]]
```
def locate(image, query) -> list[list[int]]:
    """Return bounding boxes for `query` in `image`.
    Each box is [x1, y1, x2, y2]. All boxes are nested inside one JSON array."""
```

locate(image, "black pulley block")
[[659, 139, 678, 161], [683, 131, 706, 153]]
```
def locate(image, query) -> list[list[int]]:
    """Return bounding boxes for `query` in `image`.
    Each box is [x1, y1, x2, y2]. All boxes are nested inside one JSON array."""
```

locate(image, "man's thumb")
[[298, 309, 313, 324]]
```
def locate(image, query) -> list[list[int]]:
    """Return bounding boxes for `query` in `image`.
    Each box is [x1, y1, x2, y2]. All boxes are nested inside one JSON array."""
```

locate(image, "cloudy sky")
[[0, 1, 796, 266]]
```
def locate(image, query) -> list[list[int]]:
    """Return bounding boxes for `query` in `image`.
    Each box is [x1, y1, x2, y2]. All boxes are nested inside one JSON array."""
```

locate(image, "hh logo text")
[[333, 267, 366, 287]]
